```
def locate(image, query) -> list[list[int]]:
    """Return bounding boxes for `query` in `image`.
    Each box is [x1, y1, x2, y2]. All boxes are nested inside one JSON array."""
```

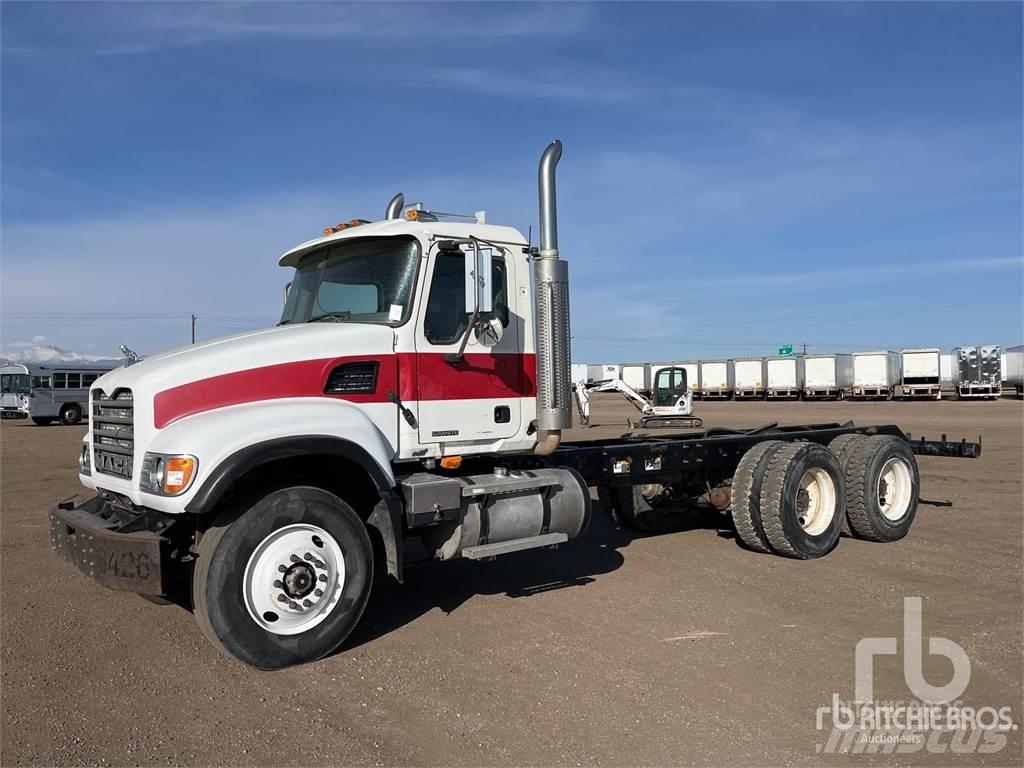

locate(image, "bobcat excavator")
[[573, 366, 702, 429]]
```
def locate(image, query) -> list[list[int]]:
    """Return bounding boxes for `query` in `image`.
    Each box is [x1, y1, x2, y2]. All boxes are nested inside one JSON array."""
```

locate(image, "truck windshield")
[[0, 374, 30, 394], [280, 236, 419, 326]]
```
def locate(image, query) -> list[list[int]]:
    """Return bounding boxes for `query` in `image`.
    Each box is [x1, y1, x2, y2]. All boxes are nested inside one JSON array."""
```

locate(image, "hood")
[[92, 322, 396, 400]]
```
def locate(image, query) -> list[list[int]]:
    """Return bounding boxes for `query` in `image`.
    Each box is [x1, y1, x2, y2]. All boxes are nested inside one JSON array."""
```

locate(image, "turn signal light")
[[439, 456, 462, 470], [405, 209, 419, 221], [163, 456, 197, 494]]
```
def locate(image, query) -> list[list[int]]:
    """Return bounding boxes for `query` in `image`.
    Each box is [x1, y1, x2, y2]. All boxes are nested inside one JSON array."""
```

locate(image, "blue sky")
[[2, 1, 1021, 362]]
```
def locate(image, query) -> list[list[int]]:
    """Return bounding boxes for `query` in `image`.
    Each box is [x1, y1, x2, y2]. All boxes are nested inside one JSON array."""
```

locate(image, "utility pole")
[[191, 313, 197, 344], [801, 342, 808, 355]]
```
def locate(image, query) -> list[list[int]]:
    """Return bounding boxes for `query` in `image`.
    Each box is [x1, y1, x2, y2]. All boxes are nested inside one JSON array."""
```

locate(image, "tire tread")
[[730, 440, 785, 553]]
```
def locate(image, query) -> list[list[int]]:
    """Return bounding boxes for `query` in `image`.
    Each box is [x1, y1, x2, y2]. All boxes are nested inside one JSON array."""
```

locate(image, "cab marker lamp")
[[141, 453, 198, 496]]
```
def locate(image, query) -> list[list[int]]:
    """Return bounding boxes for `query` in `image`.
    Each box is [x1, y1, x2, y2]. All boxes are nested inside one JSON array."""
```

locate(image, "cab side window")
[[424, 251, 508, 345]]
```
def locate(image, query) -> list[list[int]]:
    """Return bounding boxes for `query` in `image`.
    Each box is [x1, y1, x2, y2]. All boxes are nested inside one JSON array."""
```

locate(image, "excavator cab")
[[653, 367, 688, 407]]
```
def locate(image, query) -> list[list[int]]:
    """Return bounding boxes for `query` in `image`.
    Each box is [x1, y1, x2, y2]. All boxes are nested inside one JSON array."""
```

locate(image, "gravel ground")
[[1, 397, 1021, 766]]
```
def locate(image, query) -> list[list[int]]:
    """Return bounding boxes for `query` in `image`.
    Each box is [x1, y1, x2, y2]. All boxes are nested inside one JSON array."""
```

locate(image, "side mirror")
[[474, 316, 504, 348], [464, 246, 492, 314]]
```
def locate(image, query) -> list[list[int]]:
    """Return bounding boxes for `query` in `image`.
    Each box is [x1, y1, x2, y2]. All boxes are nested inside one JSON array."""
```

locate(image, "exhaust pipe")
[[385, 192, 405, 220], [534, 140, 572, 456]]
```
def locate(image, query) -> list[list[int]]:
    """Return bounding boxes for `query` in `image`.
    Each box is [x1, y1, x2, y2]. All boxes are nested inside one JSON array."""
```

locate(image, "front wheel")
[[193, 486, 373, 669]]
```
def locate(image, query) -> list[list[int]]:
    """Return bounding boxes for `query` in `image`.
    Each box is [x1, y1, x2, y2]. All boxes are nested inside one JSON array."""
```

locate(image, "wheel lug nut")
[[315, 561, 326, 569], [314, 589, 323, 597], [278, 564, 287, 573], [302, 599, 313, 607], [318, 574, 327, 583], [273, 580, 283, 588], [277, 594, 287, 602], [288, 601, 299, 610], [289, 554, 300, 563], [303, 553, 314, 561]]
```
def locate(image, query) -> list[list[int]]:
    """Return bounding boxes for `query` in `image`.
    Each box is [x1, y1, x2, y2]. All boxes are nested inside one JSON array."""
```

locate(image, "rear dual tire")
[[730, 435, 919, 557], [841, 436, 919, 542], [758, 443, 845, 559]]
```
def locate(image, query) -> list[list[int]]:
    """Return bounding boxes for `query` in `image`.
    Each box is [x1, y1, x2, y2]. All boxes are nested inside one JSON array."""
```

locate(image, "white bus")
[[0, 362, 116, 425]]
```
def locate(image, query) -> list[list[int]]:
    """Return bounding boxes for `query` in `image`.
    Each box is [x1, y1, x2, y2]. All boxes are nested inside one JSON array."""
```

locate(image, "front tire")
[[193, 486, 373, 669]]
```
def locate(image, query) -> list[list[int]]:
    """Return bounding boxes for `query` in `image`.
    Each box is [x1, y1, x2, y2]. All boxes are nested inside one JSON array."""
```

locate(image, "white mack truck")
[[50, 142, 980, 669]]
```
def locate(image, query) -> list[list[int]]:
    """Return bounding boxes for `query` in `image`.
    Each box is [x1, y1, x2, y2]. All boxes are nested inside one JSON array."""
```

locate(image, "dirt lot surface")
[[2, 398, 1022, 766]]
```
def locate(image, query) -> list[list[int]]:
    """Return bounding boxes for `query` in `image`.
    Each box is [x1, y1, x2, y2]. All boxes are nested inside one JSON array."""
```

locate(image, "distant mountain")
[[0, 343, 127, 366]]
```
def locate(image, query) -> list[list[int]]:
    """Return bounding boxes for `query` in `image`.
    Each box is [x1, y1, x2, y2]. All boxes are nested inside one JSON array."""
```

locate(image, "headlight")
[[140, 452, 198, 496], [79, 442, 91, 476]]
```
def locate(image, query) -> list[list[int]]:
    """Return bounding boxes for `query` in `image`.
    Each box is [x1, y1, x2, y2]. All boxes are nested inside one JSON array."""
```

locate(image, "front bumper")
[[1, 407, 28, 419], [49, 496, 176, 595]]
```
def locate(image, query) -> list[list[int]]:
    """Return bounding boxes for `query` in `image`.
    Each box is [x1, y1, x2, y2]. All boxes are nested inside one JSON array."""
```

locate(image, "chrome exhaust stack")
[[385, 192, 405, 220], [534, 140, 572, 455]]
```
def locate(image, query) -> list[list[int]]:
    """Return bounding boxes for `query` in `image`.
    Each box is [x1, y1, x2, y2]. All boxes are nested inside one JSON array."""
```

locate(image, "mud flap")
[[366, 492, 404, 583]]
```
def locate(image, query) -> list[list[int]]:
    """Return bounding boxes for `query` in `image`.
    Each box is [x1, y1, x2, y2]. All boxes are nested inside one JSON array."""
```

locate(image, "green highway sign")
[[778, 345, 793, 356]]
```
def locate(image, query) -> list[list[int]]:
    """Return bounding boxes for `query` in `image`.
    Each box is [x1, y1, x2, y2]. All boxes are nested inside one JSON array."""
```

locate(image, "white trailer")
[[699, 360, 734, 399], [804, 354, 854, 400], [852, 351, 901, 400], [619, 363, 651, 395], [651, 361, 699, 393], [899, 348, 942, 400], [766, 356, 804, 400], [1005, 345, 1023, 397], [733, 358, 767, 400], [571, 364, 610, 385], [952, 345, 1002, 400]]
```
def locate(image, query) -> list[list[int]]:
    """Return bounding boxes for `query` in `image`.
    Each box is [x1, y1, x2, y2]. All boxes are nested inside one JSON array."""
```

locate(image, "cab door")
[[653, 367, 687, 407], [414, 245, 523, 445]]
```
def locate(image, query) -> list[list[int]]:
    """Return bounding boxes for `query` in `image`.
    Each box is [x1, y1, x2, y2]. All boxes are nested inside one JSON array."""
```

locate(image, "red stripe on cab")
[[153, 353, 536, 429]]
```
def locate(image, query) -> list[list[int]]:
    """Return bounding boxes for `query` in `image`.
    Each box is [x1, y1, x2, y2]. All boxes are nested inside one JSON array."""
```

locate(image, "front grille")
[[92, 388, 134, 479]]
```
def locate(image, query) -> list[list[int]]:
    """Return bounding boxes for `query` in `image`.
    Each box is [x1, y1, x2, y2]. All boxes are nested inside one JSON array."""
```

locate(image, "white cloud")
[[686, 256, 1024, 292], [9, 2, 591, 57]]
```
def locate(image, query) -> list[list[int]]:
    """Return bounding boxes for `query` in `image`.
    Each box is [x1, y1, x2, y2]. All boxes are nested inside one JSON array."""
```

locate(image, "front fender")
[[139, 398, 396, 514]]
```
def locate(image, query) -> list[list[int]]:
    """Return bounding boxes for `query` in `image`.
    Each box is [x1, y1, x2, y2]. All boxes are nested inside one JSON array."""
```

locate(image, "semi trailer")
[[899, 348, 942, 400], [571, 363, 609, 385], [49, 142, 980, 669], [699, 360, 734, 399], [1006, 346, 1023, 398], [733, 358, 767, 400], [952, 345, 1002, 400], [619, 363, 651, 396], [804, 354, 854, 400], [766, 355, 805, 400], [852, 351, 901, 400]]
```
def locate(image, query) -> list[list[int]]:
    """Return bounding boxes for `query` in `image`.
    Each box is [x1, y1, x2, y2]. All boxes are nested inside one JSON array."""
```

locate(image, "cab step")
[[461, 532, 568, 560]]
